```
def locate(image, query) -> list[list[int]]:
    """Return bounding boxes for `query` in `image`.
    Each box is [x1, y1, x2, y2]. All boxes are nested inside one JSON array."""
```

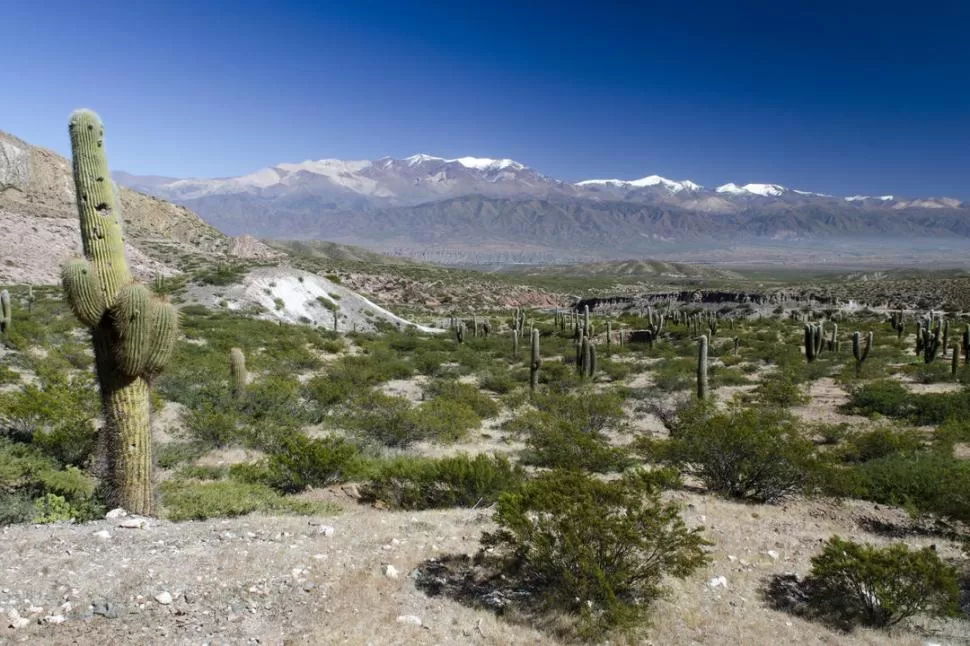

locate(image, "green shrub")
[[756, 369, 810, 407], [424, 380, 500, 419], [828, 453, 970, 522], [657, 404, 817, 502], [845, 380, 911, 419], [837, 427, 924, 463], [481, 470, 710, 637], [260, 433, 359, 494], [340, 390, 418, 447], [360, 453, 525, 510], [409, 398, 481, 443], [160, 480, 337, 521], [805, 536, 958, 627], [478, 370, 518, 394]]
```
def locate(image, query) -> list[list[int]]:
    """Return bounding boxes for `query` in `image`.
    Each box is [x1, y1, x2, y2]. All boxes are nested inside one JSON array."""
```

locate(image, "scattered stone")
[[154, 592, 173, 605], [315, 525, 335, 537], [7, 609, 29, 629], [727, 555, 737, 562], [42, 614, 66, 625], [384, 564, 400, 579], [93, 530, 112, 540], [766, 550, 780, 560], [105, 508, 128, 519], [303, 582, 316, 592], [119, 517, 148, 529], [92, 600, 122, 619], [396, 614, 422, 626], [707, 576, 728, 589]]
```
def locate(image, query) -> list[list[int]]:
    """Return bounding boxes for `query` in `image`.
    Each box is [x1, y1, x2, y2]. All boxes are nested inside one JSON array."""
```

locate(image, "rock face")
[[0, 128, 278, 285]]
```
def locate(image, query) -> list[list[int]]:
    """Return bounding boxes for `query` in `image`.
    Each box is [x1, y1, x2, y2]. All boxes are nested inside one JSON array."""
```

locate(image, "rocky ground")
[[0, 489, 965, 646]]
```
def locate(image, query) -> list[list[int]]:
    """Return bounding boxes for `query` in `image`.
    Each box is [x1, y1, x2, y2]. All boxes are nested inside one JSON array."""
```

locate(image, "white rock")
[[766, 550, 780, 560], [105, 508, 128, 519], [43, 614, 66, 625], [7, 609, 29, 629], [727, 555, 737, 562], [707, 576, 728, 589], [154, 592, 173, 605], [119, 517, 148, 529], [396, 614, 422, 626], [384, 565, 400, 579], [26, 605, 43, 614], [93, 530, 111, 540], [316, 525, 335, 537]]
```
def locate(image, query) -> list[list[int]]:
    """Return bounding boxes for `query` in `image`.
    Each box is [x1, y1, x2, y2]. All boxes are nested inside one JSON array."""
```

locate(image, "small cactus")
[[230, 347, 247, 400], [852, 331, 873, 377], [697, 335, 708, 400], [0, 289, 10, 337], [530, 328, 541, 392]]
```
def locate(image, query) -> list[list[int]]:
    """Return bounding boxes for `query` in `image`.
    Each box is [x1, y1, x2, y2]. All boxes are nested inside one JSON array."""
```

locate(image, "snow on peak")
[[405, 154, 445, 166], [845, 195, 894, 202], [576, 175, 702, 192], [793, 189, 833, 198], [716, 183, 786, 197], [449, 156, 525, 171], [276, 159, 372, 175], [401, 154, 525, 171]]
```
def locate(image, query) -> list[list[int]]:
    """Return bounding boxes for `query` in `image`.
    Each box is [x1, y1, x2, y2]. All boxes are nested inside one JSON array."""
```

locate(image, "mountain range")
[[114, 154, 970, 263]]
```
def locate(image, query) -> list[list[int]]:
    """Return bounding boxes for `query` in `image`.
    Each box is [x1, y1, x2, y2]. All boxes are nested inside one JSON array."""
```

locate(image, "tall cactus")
[[456, 321, 465, 344], [511, 328, 519, 359], [852, 331, 872, 377], [230, 347, 247, 400], [921, 319, 941, 364], [953, 343, 960, 378], [963, 324, 970, 366], [0, 289, 9, 337], [697, 335, 708, 400], [606, 320, 612, 355], [530, 328, 541, 392], [804, 322, 823, 362], [62, 110, 178, 516]]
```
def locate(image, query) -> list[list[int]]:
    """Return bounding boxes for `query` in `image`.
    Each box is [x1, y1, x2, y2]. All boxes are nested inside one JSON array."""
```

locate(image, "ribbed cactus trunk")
[[511, 328, 519, 359], [952, 343, 960, 378], [63, 110, 178, 516], [697, 335, 708, 400], [529, 328, 541, 393], [230, 347, 247, 400], [0, 289, 10, 337], [456, 321, 465, 344], [852, 331, 872, 378], [606, 320, 612, 355]]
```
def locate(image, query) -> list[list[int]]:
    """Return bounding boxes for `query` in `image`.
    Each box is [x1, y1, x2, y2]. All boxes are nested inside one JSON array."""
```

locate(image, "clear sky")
[[2, 0, 968, 197]]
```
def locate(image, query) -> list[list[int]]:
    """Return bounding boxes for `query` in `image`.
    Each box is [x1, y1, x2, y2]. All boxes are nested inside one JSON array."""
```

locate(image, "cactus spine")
[[852, 330, 872, 377], [0, 289, 9, 337], [530, 328, 541, 392], [697, 335, 708, 400], [230, 347, 247, 400], [63, 110, 178, 515]]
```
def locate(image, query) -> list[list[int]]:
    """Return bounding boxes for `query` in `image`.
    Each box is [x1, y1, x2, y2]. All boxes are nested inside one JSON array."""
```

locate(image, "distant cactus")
[[606, 320, 612, 354], [229, 347, 247, 400], [332, 306, 338, 332], [953, 343, 960, 378], [482, 318, 492, 338], [62, 110, 178, 515], [511, 328, 519, 359], [580, 336, 592, 378], [26, 285, 35, 314], [920, 319, 941, 364], [0, 289, 10, 337], [589, 342, 597, 377], [963, 324, 970, 366], [708, 318, 718, 337], [804, 323, 823, 362], [827, 323, 839, 352], [697, 335, 708, 400], [583, 304, 590, 339], [456, 321, 465, 344], [890, 310, 904, 341], [530, 328, 541, 392], [852, 331, 873, 377]]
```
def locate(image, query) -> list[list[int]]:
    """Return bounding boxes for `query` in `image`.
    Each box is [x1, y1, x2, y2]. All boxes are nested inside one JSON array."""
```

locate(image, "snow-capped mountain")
[[113, 153, 969, 259]]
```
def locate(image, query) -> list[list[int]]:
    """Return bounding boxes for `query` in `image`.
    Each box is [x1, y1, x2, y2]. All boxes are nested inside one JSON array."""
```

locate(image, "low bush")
[[656, 404, 817, 502], [481, 469, 710, 638], [424, 380, 499, 419], [360, 453, 525, 510], [804, 536, 958, 628], [159, 480, 337, 521], [257, 434, 359, 494]]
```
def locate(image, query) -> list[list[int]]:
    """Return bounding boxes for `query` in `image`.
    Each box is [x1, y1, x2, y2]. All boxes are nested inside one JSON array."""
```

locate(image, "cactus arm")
[[697, 335, 709, 399]]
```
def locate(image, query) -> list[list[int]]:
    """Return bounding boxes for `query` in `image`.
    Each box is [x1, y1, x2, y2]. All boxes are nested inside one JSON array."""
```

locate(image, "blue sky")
[[3, 0, 969, 197]]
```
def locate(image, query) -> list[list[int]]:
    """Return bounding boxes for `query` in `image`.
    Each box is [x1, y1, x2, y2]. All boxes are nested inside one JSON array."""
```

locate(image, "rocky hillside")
[[0, 129, 278, 285]]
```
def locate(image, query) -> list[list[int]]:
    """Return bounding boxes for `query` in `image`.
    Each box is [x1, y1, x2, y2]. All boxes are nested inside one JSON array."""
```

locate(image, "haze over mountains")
[[109, 152, 970, 264]]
